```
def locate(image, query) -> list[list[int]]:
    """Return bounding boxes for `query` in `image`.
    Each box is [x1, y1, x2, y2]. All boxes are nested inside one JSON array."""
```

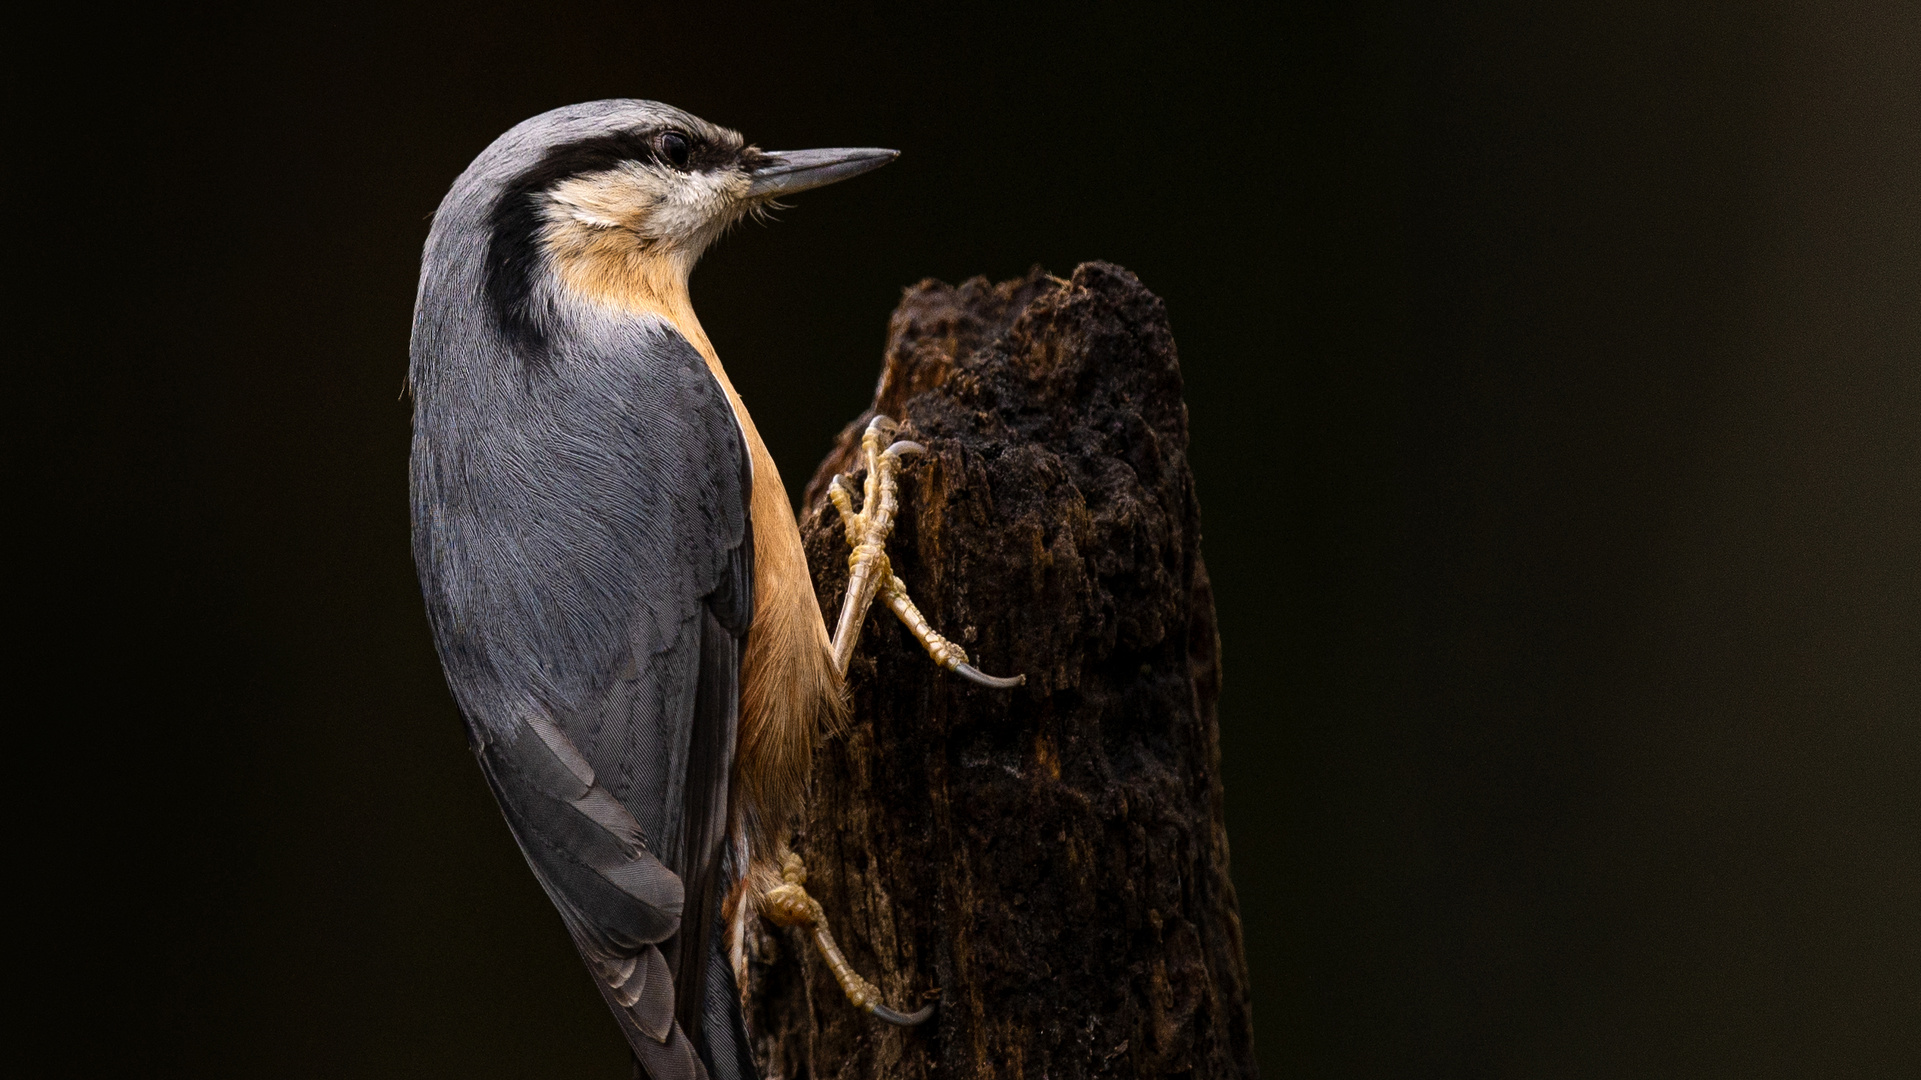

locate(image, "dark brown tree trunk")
[[745, 263, 1256, 1080]]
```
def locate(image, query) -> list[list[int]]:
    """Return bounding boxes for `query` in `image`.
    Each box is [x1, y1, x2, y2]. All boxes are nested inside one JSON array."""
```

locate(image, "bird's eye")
[[657, 131, 691, 169]]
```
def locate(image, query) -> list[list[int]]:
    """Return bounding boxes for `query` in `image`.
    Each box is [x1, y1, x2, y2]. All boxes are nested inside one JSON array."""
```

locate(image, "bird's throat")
[[545, 236, 739, 432]]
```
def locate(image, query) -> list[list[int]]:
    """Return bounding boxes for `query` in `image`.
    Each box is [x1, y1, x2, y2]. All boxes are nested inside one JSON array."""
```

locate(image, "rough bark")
[[745, 263, 1255, 1080]]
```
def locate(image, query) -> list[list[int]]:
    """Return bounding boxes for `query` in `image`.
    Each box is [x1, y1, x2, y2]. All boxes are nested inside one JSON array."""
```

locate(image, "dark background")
[[14, 2, 1918, 1077]]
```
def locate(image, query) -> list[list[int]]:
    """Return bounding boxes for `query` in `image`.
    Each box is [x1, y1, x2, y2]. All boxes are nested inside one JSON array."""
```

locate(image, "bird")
[[408, 99, 1020, 1080]]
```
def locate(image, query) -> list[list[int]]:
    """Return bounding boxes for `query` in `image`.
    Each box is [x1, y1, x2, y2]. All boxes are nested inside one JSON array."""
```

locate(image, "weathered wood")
[[745, 263, 1255, 1080]]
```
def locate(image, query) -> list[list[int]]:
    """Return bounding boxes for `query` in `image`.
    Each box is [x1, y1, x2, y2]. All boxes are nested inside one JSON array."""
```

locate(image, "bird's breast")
[[662, 305, 838, 850]]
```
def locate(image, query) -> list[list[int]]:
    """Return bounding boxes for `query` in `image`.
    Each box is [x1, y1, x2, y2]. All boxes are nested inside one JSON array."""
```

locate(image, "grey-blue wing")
[[476, 711, 693, 1067], [411, 319, 753, 1080]]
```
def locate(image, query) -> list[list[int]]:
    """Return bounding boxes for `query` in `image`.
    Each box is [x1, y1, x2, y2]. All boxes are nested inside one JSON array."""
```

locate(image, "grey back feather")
[[409, 101, 755, 1080]]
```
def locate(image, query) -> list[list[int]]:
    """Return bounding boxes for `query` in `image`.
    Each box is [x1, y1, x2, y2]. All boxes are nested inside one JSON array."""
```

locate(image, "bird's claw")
[[828, 416, 1024, 688], [954, 662, 1025, 689], [801, 417, 1014, 1030], [869, 1001, 937, 1026], [762, 853, 936, 1027]]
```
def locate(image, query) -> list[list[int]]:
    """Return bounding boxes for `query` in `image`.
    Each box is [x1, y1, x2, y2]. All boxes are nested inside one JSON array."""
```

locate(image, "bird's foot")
[[761, 852, 935, 1026], [827, 415, 1024, 688]]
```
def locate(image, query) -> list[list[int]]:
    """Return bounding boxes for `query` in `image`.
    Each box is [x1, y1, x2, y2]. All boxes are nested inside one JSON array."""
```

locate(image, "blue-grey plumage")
[[408, 101, 895, 1080]]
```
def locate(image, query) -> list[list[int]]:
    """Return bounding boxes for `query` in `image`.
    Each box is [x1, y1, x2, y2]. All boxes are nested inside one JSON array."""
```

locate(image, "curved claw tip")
[[870, 1001, 937, 1027], [884, 440, 926, 458], [954, 663, 1026, 689]]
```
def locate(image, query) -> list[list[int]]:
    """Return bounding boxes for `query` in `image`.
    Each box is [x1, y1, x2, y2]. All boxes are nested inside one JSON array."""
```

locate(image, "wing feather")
[[413, 311, 754, 1077]]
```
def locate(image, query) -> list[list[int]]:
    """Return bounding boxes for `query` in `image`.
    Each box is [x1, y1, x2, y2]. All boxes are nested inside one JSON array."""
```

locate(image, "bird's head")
[[467, 100, 895, 350]]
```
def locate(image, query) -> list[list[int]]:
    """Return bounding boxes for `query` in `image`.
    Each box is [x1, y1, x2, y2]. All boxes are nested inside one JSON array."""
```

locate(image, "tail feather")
[[694, 905, 759, 1080], [629, 1020, 704, 1080]]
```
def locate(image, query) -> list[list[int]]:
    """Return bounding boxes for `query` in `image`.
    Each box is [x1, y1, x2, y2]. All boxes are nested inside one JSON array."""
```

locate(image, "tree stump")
[[745, 263, 1255, 1080]]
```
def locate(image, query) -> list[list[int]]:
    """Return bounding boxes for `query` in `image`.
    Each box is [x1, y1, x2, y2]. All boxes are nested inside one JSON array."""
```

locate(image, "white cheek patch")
[[545, 167, 672, 231], [647, 168, 752, 251], [542, 163, 751, 259]]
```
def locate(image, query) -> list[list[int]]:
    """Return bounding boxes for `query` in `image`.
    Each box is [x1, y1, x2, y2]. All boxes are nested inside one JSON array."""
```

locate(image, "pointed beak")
[[747, 147, 899, 198]]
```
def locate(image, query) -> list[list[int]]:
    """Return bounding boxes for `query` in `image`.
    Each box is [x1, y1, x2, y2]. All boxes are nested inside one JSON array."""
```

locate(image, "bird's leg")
[[770, 417, 1015, 1029], [827, 416, 1024, 688], [826, 417, 905, 676], [761, 852, 934, 1026]]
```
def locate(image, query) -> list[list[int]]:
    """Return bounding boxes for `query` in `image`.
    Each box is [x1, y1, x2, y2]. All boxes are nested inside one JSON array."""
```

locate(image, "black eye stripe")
[[485, 124, 746, 352]]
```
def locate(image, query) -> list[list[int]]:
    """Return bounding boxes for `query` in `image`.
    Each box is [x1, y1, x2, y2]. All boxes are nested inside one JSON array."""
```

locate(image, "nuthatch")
[[409, 100, 1020, 1080]]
